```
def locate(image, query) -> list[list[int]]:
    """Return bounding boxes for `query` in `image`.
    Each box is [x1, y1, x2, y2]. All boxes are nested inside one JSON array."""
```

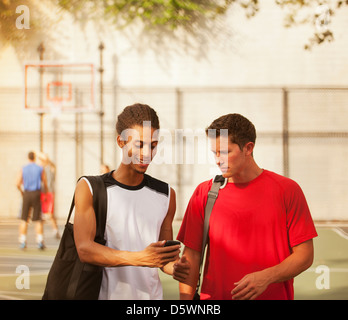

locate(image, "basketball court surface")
[[0, 219, 347, 300]]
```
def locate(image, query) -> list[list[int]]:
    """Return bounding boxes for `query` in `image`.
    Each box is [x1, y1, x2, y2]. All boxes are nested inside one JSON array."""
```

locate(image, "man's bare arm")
[[41, 170, 48, 193], [16, 170, 23, 196], [179, 246, 201, 300], [159, 188, 177, 274], [158, 188, 190, 282]]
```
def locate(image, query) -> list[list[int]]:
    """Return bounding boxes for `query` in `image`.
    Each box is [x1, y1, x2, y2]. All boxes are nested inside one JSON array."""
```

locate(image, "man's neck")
[[227, 160, 263, 184], [113, 163, 145, 186]]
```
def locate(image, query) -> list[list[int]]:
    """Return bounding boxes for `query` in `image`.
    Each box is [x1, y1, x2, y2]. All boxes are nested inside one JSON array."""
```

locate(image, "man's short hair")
[[205, 113, 256, 150], [28, 151, 35, 161], [116, 103, 160, 137]]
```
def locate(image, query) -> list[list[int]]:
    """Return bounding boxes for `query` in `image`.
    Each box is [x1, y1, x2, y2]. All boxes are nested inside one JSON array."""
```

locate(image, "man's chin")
[[220, 169, 234, 179], [133, 163, 149, 174], [219, 167, 229, 175]]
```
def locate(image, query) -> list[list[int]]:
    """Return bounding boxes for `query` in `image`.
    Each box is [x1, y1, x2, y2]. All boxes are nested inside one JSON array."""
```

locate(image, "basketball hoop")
[[24, 62, 95, 114], [47, 81, 72, 103], [46, 81, 71, 117]]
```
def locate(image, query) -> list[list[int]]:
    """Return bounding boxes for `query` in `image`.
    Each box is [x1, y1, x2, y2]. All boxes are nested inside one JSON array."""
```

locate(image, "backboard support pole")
[[99, 42, 105, 166], [37, 42, 45, 152]]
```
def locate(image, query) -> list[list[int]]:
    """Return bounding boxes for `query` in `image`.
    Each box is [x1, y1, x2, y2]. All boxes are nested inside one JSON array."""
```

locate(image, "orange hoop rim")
[[46, 81, 72, 102]]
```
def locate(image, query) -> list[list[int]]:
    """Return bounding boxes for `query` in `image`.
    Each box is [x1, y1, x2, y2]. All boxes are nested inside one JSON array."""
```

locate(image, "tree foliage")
[[56, 0, 257, 31], [0, 0, 347, 51], [276, 0, 348, 49]]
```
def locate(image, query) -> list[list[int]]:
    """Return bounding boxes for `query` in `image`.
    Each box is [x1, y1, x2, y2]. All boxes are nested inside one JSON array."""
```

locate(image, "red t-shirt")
[[177, 170, 317, 300]]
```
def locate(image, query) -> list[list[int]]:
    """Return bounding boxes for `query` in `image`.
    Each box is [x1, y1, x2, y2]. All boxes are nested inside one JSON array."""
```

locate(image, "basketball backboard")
[[24, 62, 95, 113]]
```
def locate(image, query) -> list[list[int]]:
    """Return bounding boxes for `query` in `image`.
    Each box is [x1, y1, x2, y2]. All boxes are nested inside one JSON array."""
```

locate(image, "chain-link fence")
[[1, 86, 347, 221]]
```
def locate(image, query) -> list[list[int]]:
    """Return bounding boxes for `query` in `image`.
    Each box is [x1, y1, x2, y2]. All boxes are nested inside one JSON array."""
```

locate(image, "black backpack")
[[42, 175, 107, 300]]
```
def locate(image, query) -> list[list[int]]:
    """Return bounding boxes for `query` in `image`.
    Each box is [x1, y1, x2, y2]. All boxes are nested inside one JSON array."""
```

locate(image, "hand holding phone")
[[164, 240, 181, 247]]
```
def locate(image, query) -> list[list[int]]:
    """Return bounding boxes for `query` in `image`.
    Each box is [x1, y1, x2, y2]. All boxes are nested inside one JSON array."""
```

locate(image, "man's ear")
[[116, 135, 126, 148], [244, 142, 255, 156]]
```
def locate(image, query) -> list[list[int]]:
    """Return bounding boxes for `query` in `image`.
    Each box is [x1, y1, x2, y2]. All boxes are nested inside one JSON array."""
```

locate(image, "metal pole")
[[75, 111, 79, 180], [282, 88, 289, 177], [37, 42, 45, 152], [112, 54, 119, 168], [98, 42, 105, 165], [75, 89, 80, 180], [176, 88, 183, 219]]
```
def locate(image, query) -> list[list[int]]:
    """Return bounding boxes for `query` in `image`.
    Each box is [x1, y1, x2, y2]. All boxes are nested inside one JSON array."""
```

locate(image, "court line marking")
[[0, 294, 23, 300], [0, 271, 48, 277], [0, 290, 42, 298], [306, 267, 348, 273], [332, 227, 348, 241], [0, 254, 54, 261]]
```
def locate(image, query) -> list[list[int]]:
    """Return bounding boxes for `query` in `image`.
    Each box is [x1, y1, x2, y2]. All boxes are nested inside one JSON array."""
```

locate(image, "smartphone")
[[164, 240, 181, 247]]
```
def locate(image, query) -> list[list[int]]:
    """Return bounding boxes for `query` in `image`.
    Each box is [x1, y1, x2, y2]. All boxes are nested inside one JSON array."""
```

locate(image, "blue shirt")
[[22, 163, 43, 191]]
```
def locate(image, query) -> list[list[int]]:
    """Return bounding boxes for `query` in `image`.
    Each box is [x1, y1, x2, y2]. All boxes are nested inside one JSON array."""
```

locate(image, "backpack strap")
[[201, 175, 226, 258], [66, 194, 77, 226], [83, 175, 108, 244], [65, 174, 107, 300], [195, 174, 226, 297]]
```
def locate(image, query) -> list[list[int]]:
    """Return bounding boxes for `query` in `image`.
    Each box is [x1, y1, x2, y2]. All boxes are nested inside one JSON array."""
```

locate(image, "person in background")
[[38, 152, 60, 239], [16, 151, 48, 250], [100, 163, 110, 174]]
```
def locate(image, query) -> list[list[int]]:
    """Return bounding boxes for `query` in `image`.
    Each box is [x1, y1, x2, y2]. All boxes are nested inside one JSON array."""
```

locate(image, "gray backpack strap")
[[195, 175, 226, 297]]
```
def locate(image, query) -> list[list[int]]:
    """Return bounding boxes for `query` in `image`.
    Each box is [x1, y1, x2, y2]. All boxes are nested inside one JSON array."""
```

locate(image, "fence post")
[[176, 88, 183, 218], [282, 88, 289, 177], [99, 42, 105, 165], [37, 42, 45, 152]]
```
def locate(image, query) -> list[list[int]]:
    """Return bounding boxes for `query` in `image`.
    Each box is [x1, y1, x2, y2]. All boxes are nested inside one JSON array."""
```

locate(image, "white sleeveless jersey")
[[93, 173, 170, 300]]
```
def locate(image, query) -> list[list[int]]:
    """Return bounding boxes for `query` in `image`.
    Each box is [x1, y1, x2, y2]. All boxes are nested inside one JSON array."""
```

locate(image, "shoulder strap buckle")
[[207, 190, 219, 199]]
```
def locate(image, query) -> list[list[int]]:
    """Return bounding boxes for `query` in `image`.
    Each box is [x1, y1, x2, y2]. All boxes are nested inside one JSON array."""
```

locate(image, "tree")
[[0, 0, 347, 52]]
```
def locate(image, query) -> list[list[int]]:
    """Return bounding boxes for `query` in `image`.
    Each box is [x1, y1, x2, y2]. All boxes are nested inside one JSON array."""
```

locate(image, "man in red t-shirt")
[[176, 114, 317, 300]]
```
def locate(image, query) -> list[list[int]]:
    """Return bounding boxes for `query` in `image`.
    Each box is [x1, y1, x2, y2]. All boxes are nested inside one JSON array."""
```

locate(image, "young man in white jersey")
[[73, 103, 189, 300]]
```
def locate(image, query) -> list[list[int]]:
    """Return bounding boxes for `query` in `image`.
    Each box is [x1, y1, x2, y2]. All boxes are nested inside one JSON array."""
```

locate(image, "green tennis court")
[[0, 221, 347, 300]]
